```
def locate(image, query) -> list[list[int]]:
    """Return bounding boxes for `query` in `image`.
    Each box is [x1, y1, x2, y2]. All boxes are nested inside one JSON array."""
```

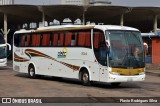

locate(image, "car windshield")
[[0, 46, 6, 59], [106, 30, 145, 68]]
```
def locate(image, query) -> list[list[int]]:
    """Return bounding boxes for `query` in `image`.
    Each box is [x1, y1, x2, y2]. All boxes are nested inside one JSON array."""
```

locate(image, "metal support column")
[[4, 13, 7, 43], [42, 11, 45, 27], [38, 6, 45, 27], [82, 12, 85, 25], [153, 15, 158, 34], [120, 14, 124, 26], [82, 0, 89, 25]]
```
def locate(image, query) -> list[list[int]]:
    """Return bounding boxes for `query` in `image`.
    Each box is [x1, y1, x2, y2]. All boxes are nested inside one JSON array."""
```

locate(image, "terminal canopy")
[[0, 5, 160, 32]]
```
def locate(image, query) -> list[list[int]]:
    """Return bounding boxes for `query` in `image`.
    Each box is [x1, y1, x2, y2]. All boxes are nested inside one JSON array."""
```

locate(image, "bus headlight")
[[110, 72, 120, 75]]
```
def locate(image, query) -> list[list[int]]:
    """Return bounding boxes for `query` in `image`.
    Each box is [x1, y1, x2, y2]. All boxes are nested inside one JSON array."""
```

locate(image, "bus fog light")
[[109, 77, 116, 80], [139, 72, 145, 75]]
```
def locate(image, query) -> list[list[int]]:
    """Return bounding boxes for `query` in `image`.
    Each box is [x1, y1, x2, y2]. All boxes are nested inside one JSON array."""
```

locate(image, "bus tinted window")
[[42, 33, 50, 46], [65, 32, 72, 46], [14, 30, 91, 48], [93, 29, 107, 66], [21, 35, 25, 47], [64, 31, 77, 47], [52, 33, 58, 46], [14, 35, 20, 47], [59, 32, 64, 46], [77, 30, 91, 48], [25, 34, 31, 46], [31, 34, 41, 46], [71, 32, 77, 46]]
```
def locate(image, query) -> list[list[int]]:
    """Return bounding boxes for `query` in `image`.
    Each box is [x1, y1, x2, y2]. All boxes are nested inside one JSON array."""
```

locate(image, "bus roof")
[[14, 25, 139, 34]]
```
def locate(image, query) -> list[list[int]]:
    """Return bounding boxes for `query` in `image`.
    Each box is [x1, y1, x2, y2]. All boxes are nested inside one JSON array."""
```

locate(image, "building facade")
[[61, 0, 111, 5], [61, 0, 86, 5], [142, 32, 160, 64], [89, 0, 111, 5], [0, 0, 14, 5]]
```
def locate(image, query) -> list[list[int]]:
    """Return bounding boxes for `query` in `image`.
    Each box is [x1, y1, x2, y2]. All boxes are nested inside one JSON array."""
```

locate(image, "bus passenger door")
[[98, 42, 108, 82], [93, 30, 108, 82]]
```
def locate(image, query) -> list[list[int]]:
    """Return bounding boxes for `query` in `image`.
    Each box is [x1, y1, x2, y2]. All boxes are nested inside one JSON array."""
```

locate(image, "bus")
[[13, 25, 145, 86], [0, 33, 11, 67]]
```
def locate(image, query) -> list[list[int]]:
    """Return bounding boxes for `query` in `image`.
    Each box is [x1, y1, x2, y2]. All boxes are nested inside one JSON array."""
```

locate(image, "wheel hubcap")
[[30, 68, 34, 76], [83, 73, 88, 82]]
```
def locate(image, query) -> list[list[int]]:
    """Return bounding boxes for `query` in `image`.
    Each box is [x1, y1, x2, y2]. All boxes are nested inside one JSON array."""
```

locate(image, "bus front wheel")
[[28, 65, 36, 79], [81, 70, 90, 86]]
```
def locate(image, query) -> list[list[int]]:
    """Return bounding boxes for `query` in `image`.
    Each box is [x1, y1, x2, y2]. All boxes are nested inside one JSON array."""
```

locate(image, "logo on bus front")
[[57, 48, 68, 58]]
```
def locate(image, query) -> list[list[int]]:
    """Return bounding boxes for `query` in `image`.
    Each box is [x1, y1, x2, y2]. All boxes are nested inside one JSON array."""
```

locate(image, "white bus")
[[13, 25, 145, 86], [0, 33, 11, 67]]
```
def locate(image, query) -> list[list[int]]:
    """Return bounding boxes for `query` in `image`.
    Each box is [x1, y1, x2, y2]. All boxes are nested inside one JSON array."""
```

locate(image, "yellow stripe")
[[112, 68, 145, 75]]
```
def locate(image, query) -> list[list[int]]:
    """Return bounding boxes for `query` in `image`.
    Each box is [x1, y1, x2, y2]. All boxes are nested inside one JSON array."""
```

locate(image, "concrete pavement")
[[146, 64, 160, 76]]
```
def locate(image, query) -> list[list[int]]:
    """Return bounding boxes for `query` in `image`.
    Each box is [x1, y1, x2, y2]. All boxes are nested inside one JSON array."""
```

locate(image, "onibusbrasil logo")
[[57, 48, 68, 58]]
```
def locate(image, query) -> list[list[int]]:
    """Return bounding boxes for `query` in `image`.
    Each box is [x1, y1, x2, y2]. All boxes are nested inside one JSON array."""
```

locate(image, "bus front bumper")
[[108, 74, 145, 82]]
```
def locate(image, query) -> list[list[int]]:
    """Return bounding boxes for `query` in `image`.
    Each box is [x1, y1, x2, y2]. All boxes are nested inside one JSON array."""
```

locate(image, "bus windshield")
[[107, 30, 145, 68], [0, 46, 6, 59]]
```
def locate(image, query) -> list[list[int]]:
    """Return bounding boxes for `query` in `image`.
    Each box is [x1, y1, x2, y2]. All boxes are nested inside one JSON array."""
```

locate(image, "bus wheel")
[[111, 82, 121, 87], [81, 70, 90, 86], [28, 65, 36, 79]]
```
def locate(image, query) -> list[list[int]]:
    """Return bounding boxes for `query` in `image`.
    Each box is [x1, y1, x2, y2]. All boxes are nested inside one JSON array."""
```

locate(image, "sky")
[[14, 0, 160, 7]]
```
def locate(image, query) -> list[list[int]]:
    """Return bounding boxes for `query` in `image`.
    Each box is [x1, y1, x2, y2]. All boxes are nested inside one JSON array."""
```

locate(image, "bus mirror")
[[106, 40, 110, 50], [6, 43, 11, 51]]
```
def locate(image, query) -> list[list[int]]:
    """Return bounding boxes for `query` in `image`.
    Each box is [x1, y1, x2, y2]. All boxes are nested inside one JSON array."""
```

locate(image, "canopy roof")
[[0, 5, 160, 32]]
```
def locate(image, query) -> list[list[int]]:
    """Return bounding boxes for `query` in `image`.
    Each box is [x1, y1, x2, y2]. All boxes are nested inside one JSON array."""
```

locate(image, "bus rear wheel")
[[81, 70, 90, 86], [28, 65, 36, 79]]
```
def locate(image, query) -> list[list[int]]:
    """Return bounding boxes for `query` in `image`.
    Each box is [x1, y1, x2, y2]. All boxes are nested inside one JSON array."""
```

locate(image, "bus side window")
[[18, 35, 22, 47], [71, 33, 75, 46], [94, 32, 99, 49], [42, 33, 50, 46], [77, 30, 91, 48], [21, 34, 31, 47], [52, 33, 58, 46], [72, 32, 78, 46], [65, 32, 72, 46], [25, 34, 30, 47], [78, 31, 85, 46], [59, 32, 64, 46], [31, 34, 41, 47], [85, 32, 91, 47], [21, 35, 25, 47]]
